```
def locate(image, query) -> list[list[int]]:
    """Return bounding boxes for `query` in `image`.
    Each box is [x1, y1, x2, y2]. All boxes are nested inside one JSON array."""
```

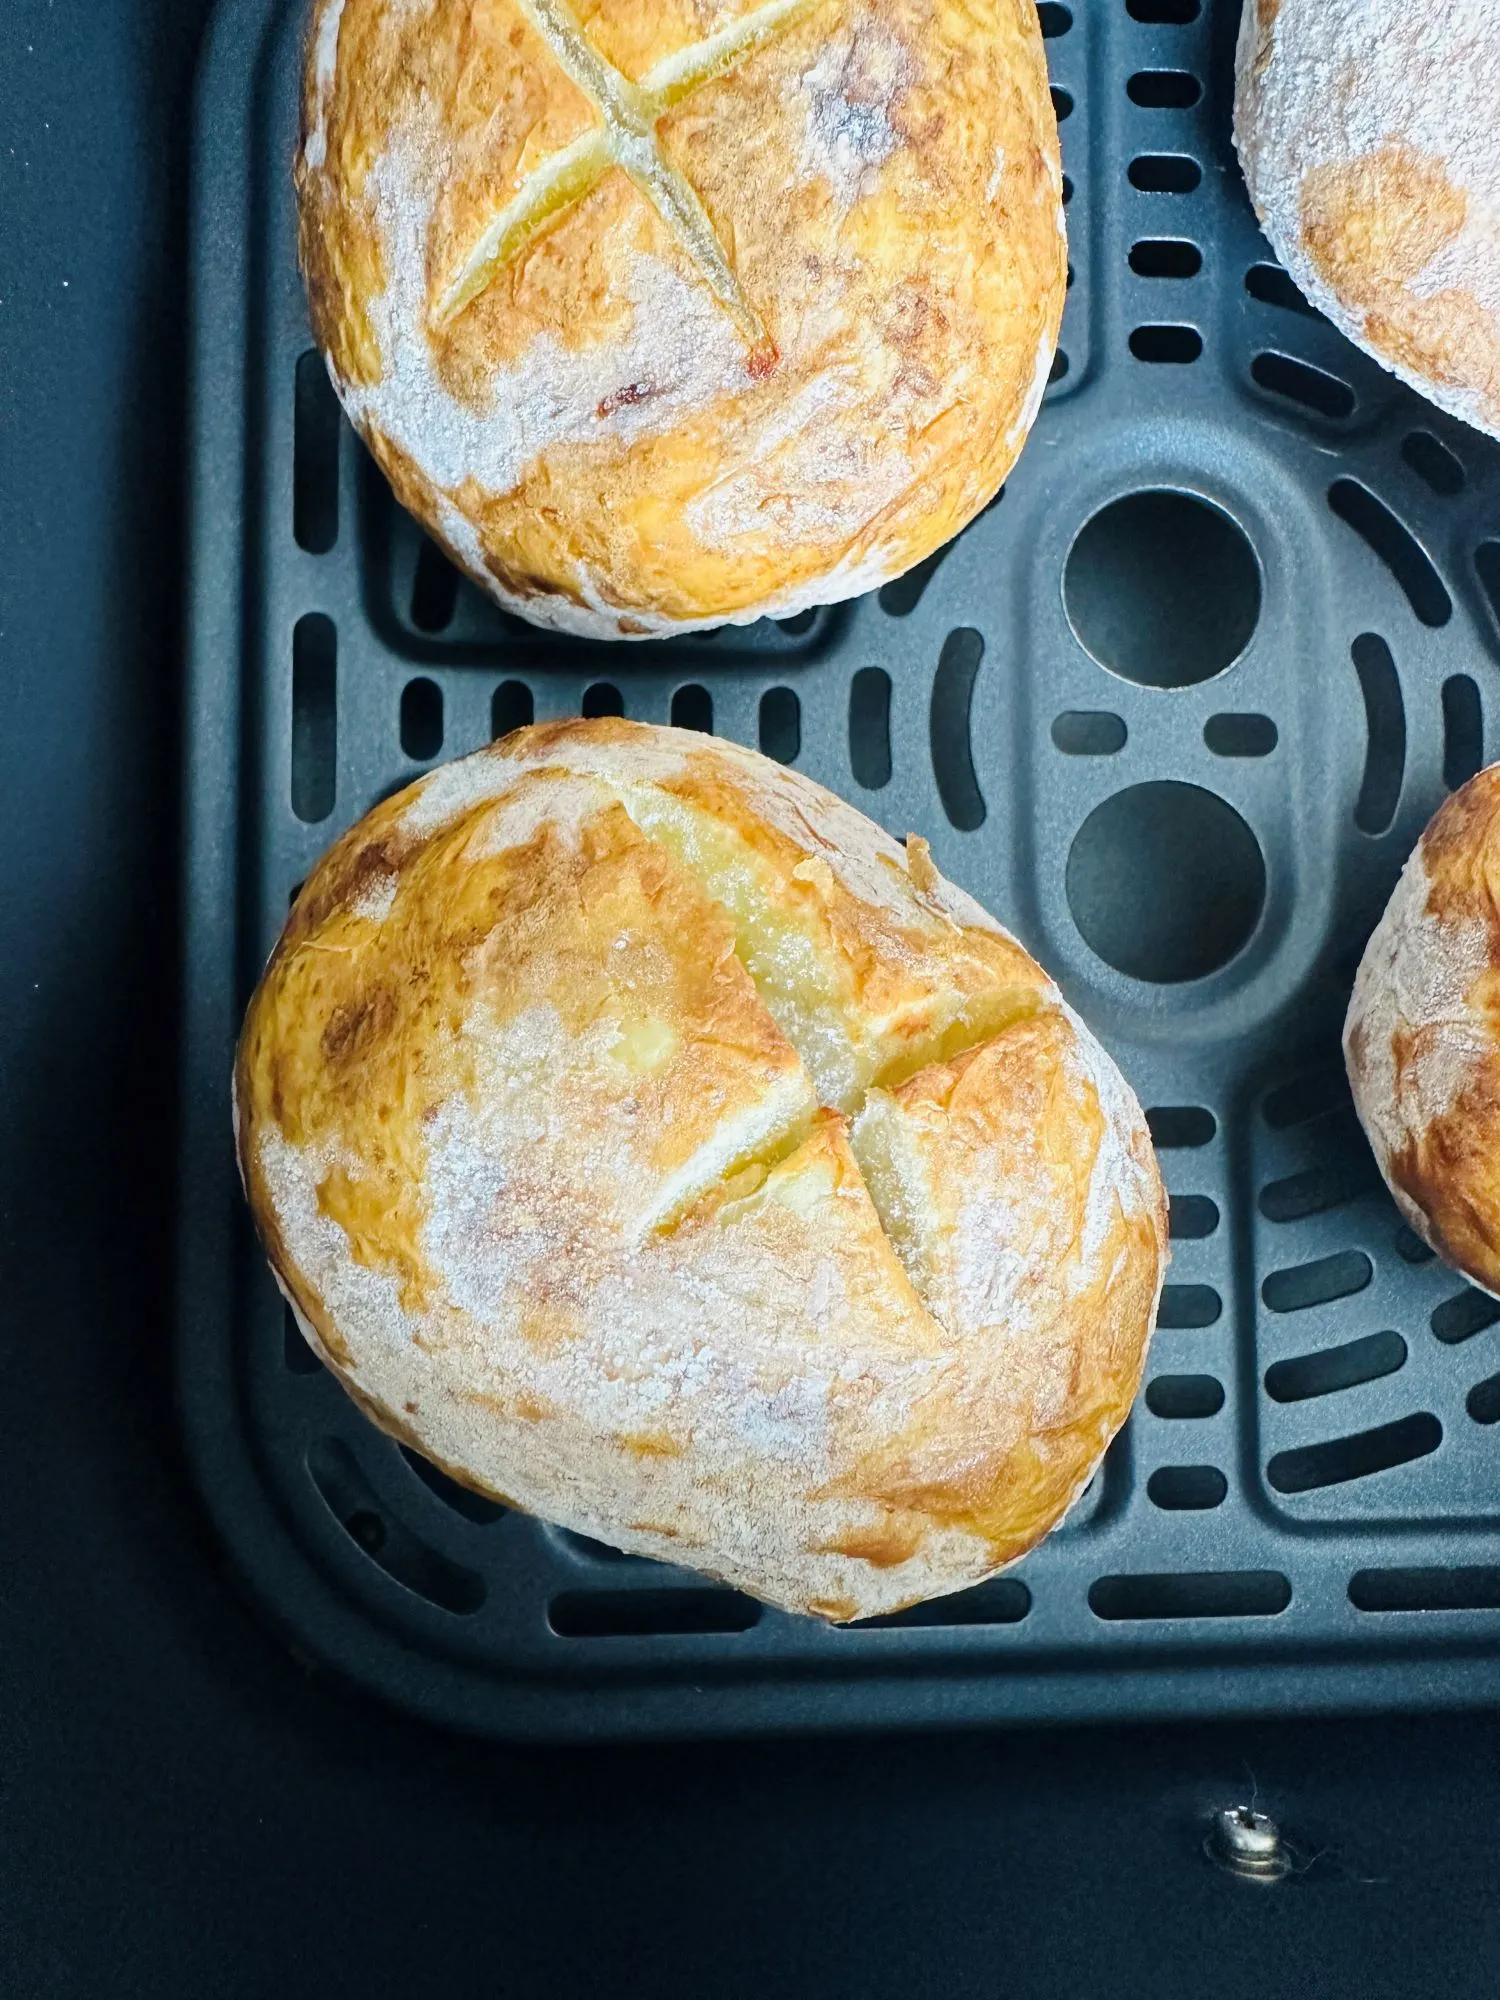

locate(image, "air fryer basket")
[[179, 0, 1500, 1737]]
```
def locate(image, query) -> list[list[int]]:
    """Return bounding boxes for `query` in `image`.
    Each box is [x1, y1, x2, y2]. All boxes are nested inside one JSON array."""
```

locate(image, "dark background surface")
[[2, 2, 1499, 1993]]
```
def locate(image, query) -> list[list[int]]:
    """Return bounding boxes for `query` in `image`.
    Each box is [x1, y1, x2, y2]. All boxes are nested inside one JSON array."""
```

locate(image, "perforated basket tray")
[[179, 0, 1500, 1738]]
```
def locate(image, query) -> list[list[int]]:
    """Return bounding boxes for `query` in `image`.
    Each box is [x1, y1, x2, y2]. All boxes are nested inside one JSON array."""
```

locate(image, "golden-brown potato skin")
[[295, 0, 1066, 637], [237, 721, 1166, 1621], [1346, 766, 1500, 1295]]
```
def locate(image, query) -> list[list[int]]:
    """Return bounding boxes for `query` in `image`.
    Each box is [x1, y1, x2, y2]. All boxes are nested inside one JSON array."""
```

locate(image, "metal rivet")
[[1206, 1805, 1290, 1880]]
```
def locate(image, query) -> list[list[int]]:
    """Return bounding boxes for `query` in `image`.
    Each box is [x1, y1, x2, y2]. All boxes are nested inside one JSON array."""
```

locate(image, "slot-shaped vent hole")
[[559, 1530, 641, 1563], [759, 686, 801, 765], [1051, 86, 1073, 121], [670, 683, 713, 733], [410, 539, 461, 632], [1351, 632, 1406, 835], [1126, 0, 1198, 17], [1146, 1374, 1224, 1419], [1394, 1225, 1435, 1265], [398, 1445, 507, 1524], [856, 1578, 1031, 1628], [1476, 542, 1500, 630], [1052, 710, 1126, 755], [1251, 352, 1355, 420], [1130, 238, 1201, 278], [293, 348, 340, 554], [291, 613, 337, 824], [1128, 155, 1201, 194], [879, 540, 954, 617], [777, 608, 818, 636], [1037, 1, 1071, 33], [1169, 1195, 1218, 1240], [1430, 1288, 1500, 1345], [931, 629, 986, 830], [1467, 1373, 1500, 1425], [1127, 69, 1201, 107], [582, 682, 625, 719], [492, 680, 534, 740], [849, 667, 892, 789], [1330, 480, 1452, 627], [1090, 1571, 1289, 1621], [307, 1437, 485, 1614], [1442, 674, 1483, 791], [1259, 1149, 1379, 1223], [1402, 429, 1465, 496], [1243, 263, 1318, 316], [1264, 1330, 1407, 1404], [1262, 1250, 1371, 1313], [1351, 1567, 1500, 1613], [1147, 1105, 1215, 1148], [1156, 1284, 1222, 1328], [1263, 1068, 1351, 1128], [399, 677, 444, 761], [1147, 1466, 1227, 1510], [548, 1590, 760, 1637], [283, 1303, 323, 1375], [1204, 713, 1277, 757], [1266, 1413, 1441, 1493], [1130, 325, 1202, 363]]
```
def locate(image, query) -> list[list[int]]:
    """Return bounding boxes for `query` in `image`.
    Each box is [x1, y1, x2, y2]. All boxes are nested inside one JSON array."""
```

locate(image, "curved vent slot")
[[930, 629, 986, 830], [1128, 155, 1201, 194], [399, 1445, 507, 1524], [1351, 1567, 1500, 1613], [307, 1437, 485, 1614], [1259, 1150, 1378, 1222], [759, 686, 800, 765], [1156, 1284, 1222, 1329], [1052, 710, 1126, 755], [1266, 1412, 1441, 1493], [1251, 351, 1354, 420], [1442, 674, 1483, 792], [1402, 430, 1465, 496], [1350, 633, 1406, 835], [1130, 238, 1201, 278], [549, 1590, 760, 1637], [582, 681, 625, 719], [1467, 1372, 1500, 1425], [1243, 263, 1318, 317], [856, 1578, 1031, 1629], [1147, 1105, 1215, 1149], [1204, 713, 1276, 757], [1476, 542, 1500, 629], [1262, 1068, 1351, 1129], [670, 683, 713, 733], [848, 667, 892, 788], [1264, 1330, 1407, 1404], [293, 348, 341, 553], [1262, 1250, 1371, 1313], [1169, 1194, 1218, 1240], [1430, 1288, 1500, 1345], [1090, 1571, 1289, 1620], [1147, 1466, 1227, 1511], [1146, 1374, 1224, 1419], [410, 539, 461, 632], [1330, 481, 1452, 627], [491, 679, 534, 739]]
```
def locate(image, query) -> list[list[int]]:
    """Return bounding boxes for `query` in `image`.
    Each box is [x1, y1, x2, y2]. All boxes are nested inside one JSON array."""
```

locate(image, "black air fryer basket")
[[179, 0, 1500, 1738]]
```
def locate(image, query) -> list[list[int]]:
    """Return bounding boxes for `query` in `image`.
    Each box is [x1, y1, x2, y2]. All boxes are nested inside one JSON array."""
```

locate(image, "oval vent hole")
[[1259, 1151, 1378, 1223], [307, 1437, 485, 1614], [1262, 1067, 1350, 1128], [1130, 325, 1202, 363], [1156, 1284, 1222, 1328], [293, 348, 341, 554], [1267, 1412, 1441, 1493], [1262, 1250, 1372, 1314], [582, 681, 625, 719], [670, 683, 713, 733], [1243, 263, 1318, 316], [291, 613, 337, 824], [1402, 429, 1465, 496], [1330, 480, 1452, 627], [1251, 352, 1354, 420], [1169, 1195, 1218, 1240], [1090, 1571, 1288, 1621], [492, 679, 534, 739], [1146, 1374, 1224, 1419], [1052, 710, 1126, 755], [849, 667, 892, 789], [548, 1590, 760, 1637], [1127, 68, 1201, 106], [1038, 1, 1072, 32], [1147, 1466, 1227, 1511], [1467, 1373, 1500, 1425], [777, 608, 818, 637], [1147, 1105, 1215, 1149], [931, 629, 986, 830], [282, 1303, 323, 1376], [1350, 1566, 1500, 1613], [1049, 350, 1071, 385], [856, 1578, 1031, 1629], [1051, 86, 1073, 120], [759, 686, 801, 764], [1130, 238, 1201, 278], [410, 538, 461, 633], [1204, 713, 1276, 757], [1264, 1330, 1407, 1404], [1442, 674, 1483, 792], [1128, 154, 1201, 193], [1351, 632, 1406, 835], [1431, 1288, 1500, 1345], [399, 677, 444, 761], [399, 1445, 507, 1524]]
